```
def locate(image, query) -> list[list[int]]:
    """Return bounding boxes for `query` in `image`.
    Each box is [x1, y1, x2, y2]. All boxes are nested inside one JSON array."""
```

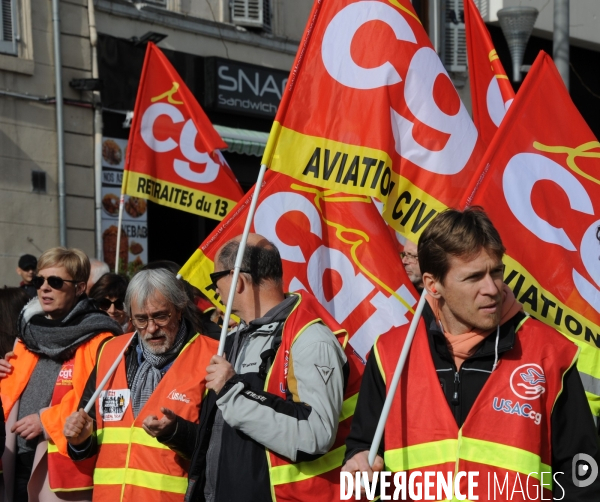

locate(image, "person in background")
[[0, 247, 121, 502], [86, 259, 110, 295], [0, 288, 30, 461], [16, 255, 37, 300], [0, 288, 30, 358], [401, 239, 423, 294], [89, 273, 130, 333]]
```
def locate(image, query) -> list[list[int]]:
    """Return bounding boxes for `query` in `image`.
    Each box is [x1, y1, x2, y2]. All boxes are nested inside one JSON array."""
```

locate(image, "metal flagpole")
[[367, 289, 428, 466], [84, 332, 136, 414], [216, 163, 269, 356], [114, 195, 125, 273]]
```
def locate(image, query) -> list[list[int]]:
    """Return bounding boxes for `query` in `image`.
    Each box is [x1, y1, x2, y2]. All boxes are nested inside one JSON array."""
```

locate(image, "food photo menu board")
[[102, 137, 148, 275]]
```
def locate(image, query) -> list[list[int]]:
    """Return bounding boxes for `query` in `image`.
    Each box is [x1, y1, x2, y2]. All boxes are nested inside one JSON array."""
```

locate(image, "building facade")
[[0, 0, 311, 283], [2, 0, 600, 284]]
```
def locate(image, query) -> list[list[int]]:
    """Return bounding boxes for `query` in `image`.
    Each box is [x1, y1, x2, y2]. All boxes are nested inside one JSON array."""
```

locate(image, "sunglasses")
[[209, 269, 252, 287], [32, 275, 77, 290], [97, 298, 125, 311]]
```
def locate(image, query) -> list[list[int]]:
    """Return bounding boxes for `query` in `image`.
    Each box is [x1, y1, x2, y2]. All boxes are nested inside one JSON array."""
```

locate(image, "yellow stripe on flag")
[[267, 124, 448, 241], [122, 171, 238, 221]]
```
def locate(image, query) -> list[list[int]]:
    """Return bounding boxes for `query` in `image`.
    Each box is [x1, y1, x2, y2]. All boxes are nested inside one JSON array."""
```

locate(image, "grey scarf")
[[130, 320, 187, 417], [16, 296, 121, 454], [19, 297, 122, 360]]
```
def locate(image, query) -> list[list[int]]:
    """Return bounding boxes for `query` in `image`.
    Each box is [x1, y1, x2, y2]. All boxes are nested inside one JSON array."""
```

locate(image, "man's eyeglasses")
[[97, 298, 125, 311], [131, 312, 172, 329], [400, 251, 419, 262], [32, 275, 77, 290], [209, 269, 251, 287]]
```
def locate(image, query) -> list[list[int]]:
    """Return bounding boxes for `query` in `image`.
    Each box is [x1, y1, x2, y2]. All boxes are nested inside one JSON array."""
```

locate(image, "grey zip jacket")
[[160, 293, 349, 502]]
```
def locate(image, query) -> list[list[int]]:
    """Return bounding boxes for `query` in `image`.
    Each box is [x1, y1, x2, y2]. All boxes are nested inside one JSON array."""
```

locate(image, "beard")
[[140, 329, 173, 355]]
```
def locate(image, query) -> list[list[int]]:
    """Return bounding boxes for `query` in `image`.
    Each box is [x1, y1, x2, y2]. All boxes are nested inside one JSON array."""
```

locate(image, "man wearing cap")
[[16, 254, 37, 299]]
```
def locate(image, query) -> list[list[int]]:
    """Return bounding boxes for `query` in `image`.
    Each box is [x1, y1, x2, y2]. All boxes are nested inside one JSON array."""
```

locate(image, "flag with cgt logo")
[[464, 0, 515, 148], [261, 0, 485, 243], [463, 52, 600, 421], [122, 43, 244, 221]]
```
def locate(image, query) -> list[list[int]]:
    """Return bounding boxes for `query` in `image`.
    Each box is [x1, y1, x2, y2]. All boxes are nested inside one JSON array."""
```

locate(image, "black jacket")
[[345, 302, 600, 500]]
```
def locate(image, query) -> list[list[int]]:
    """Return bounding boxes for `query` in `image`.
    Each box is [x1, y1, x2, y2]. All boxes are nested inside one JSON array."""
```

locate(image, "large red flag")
[[464, 52, 600, 418], [180, 170, 419, 363], [179, 169, 420, 490], [261, 0, 485, 242], [464, 0, 515, 147], [122, 43, 244, 221]]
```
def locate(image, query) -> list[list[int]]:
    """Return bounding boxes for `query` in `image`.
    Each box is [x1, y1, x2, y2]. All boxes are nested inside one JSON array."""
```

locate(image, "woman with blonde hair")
[[0, 247, 121, 502]]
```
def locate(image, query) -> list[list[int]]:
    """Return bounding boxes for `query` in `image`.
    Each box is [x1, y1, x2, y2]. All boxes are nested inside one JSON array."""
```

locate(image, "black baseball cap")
[[18, 254, 37, 271]]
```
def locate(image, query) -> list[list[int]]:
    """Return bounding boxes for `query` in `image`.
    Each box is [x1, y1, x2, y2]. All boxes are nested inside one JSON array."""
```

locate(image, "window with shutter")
[[144, 0, 168, 8], [0, 0, 17, 55], [231, 0, 271, 30], [442, 0, 467, 72]]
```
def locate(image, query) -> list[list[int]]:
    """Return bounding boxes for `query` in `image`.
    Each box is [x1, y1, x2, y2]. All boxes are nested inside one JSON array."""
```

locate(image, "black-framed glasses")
[[400, 251, 419, 262], [97, 298, 125, 311], [32, 275, 77, 290], [209, 269, 251, 287], [131, 312, 172, 329]]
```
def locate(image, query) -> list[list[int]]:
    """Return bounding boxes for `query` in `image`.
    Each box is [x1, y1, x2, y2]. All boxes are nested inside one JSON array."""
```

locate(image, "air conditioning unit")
[[442, 0, 467, 72], [231, 0, 271, 31]]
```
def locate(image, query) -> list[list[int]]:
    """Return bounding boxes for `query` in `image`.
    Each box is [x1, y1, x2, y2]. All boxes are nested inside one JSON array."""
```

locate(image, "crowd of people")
[[0, 207, 598, 501]]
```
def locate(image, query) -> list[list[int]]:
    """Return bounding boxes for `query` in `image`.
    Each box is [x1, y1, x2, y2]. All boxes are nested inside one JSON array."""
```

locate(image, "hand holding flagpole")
[[84, 333, 136, 414], [366, 289, 427, 467]]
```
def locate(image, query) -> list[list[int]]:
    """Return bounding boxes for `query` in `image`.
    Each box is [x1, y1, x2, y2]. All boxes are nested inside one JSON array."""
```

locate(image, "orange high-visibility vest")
[[264, 292, 361, 502], [0, 334, 112, 492], [375, 316, 579, 501], [92, 332, 217, 502]]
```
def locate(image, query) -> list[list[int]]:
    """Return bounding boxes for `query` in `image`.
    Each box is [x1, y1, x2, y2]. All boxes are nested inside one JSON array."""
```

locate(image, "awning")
[[214, 125, 270, 157]]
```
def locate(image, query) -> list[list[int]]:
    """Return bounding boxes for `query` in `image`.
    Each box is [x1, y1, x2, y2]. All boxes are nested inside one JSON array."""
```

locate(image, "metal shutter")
[[0, 0, 16, 55], [443, 0, 467, 72], [231, 0, 265, 29]]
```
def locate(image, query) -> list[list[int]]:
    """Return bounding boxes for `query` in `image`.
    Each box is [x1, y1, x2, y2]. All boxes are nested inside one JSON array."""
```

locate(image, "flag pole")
[[367, 289, 427, 466], [217, 163, 268, 356], [114, 194, 125, 273], [84, 332, 136, 414]]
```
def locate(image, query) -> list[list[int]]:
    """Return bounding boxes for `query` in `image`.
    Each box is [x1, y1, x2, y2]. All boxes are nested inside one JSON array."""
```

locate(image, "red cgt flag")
[[179, 169, 420, 491], [464, 0, 515, 148], [463, 52, 600, 416], [261, 0, 485, 242], [122, 43, 244, 221], [179, 170, 419, 363]]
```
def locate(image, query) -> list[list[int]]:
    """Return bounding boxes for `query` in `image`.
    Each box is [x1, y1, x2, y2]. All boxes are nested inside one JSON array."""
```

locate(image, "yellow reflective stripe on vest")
[[340, 393, 358, 422], [384, 439, 458, 472], [97, 427, 170, 450], [459, 436, 551, 482], [93, 467, 187, 494], [269, 445, 345, 485]]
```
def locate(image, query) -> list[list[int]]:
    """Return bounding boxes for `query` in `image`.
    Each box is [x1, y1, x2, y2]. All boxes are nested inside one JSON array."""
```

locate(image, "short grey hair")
[[90, 259, 110, 284], [125, 269, 188, 314]]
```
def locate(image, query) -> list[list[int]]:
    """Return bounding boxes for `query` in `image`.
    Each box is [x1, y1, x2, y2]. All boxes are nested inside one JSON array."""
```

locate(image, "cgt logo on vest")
[[510, 363, 546, 400], [492, 364, 546, 425], [167, 389, 191, 404]]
